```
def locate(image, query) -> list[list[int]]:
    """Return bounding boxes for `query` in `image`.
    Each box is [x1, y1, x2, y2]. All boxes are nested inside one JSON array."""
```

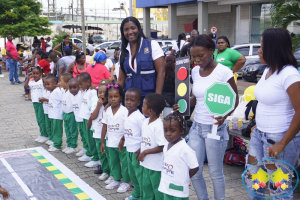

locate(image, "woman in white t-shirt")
[[246, 28, 300, 200], [171, 33, 187, 56], [174, 34, 238, 200]]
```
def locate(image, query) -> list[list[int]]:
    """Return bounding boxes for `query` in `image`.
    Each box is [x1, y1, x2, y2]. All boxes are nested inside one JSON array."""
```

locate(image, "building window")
[[250, 3, 271, 43]]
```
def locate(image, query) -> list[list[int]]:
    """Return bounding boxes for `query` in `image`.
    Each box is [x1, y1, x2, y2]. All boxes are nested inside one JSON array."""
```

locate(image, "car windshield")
[[93, 35, 106, 40], [99, 43, 112, 48]]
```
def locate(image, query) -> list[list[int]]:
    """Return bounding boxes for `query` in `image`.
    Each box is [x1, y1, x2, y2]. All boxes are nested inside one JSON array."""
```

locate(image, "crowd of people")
[[1, 16, 300, 200]]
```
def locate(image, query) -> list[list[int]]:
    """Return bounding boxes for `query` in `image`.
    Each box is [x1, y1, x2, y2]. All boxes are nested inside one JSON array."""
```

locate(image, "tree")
[[271, 0, 300, 51], [0, 0, 51, 38]]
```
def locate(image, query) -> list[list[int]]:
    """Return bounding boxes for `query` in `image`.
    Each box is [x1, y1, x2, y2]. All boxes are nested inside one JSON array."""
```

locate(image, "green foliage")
[[271, 0, 300, 51], [0, 0, 51, 38]]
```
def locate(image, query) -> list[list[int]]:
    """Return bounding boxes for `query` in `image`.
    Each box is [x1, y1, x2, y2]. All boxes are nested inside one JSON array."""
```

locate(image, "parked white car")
[[70, 38, 95, 55], [231, 43, 261, 76]]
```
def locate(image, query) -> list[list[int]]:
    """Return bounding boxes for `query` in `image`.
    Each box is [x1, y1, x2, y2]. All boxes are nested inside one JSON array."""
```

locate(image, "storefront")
[[136, 0, 272, 45]]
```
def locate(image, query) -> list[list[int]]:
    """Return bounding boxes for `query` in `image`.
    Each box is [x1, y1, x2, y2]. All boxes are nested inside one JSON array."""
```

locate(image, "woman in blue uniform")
[[117, 17, 165, 107]]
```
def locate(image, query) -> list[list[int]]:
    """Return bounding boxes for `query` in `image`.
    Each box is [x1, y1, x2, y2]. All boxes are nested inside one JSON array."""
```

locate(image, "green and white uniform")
[[140, 118, 167, 200], [90, 97, 110, 175], [158, 140, 198, 199], [71, 91, 89, 154], [124, 110, 145, 198], [48, 87, 63, 149], [79, 89, 98, 161], [62, 89, 78, 148], [102, 105, 130, 182], [29, 79, 47, 137], [42, 89, 52, 140]]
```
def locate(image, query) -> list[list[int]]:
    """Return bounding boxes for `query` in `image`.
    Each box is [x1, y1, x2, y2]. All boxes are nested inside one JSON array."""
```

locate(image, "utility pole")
[[129, 0, 133, 16], [81, 0, 86, 54], [72, 0, 74, 33]]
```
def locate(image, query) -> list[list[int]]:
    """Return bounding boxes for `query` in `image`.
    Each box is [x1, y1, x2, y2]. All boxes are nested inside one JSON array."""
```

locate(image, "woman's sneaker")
[[104, 176, 114, 185], [125, 195, 140, 200], [47, 140, 54, 146], [62, 147, 70, 153], [117, 182, 131, 193], [99, 173, 109, 181], [105, 180, 121, 190]]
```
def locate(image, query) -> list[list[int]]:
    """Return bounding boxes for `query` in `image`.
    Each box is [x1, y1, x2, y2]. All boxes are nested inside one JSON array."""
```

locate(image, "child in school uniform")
[[138, 93, 167, 200], [78, 72, 100, 167], [24, 66, 48, 143], [100, 84, 131, 193], [45, 75, 63, 152], [118, 88, 145, 200], [159, 112, 199, 200], [60, 73, 79, 154], [69, 78, 88, 157], [90, 80, 112, 180], [41, 75, 52, 146]]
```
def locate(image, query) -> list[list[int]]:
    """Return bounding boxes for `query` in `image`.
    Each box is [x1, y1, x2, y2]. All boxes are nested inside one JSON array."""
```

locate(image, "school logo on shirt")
[[108, 124, 120, 131], [82, 98, 87, 105], [162, 162, 174, 176], [48, 103, 53, 109], [217, 58, 225, 62], [124, 129, 133, 137], [98, 119, 102, 125], [73, 104, 79, 110], [141, 137, 151, 147], [144, 47, 149, 54], [32, 84, 43, 91], [62, 100, 67, 107]]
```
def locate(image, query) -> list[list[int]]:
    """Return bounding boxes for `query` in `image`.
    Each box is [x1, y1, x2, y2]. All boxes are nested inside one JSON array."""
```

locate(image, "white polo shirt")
[[158, 139, 198, 198], [124, 110, 145, 153], [90, 97, 105, 139], [102, 105, 128, 148], [79, 89, 97, 120], [124, 38, 164, 73], [70, 91, 83, 122], [48, 87, 63, 120], [28, 79, 44, 103], [140, 118, 167, 171], [62, 89, 73, 114], [42, 89, 50, 114]]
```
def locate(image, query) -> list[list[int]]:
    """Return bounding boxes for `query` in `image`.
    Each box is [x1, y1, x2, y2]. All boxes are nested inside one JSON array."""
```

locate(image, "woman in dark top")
[[162, 55, 176, 107], [53, 34, 81, 57], [117, 17, 165, 108]]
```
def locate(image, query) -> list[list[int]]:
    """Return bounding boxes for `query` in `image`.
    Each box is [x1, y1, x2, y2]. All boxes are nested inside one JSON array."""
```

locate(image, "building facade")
[[136, 0, 272, 45]]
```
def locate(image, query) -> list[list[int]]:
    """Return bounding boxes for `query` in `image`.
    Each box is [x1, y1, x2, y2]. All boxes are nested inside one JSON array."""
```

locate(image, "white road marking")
[[0, 158, 35, 198]]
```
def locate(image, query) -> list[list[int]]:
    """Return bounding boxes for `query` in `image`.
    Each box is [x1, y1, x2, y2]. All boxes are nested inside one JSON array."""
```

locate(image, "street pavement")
[[0, 71, 299, 200]]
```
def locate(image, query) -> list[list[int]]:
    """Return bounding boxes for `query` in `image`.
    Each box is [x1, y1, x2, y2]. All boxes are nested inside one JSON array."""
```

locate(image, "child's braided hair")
[[164, 112, 188, 137]]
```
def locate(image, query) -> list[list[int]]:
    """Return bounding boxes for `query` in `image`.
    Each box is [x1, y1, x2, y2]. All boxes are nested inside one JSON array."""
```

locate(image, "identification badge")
[[144, 47, 149, 54]]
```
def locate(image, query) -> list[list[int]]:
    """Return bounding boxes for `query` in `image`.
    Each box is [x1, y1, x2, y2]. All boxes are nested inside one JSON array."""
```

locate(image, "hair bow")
[[107, 84, 119, 89]]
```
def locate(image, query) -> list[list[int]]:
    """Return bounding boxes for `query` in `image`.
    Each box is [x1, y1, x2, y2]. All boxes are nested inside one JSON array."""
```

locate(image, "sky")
[[40, 0, 130, 18]]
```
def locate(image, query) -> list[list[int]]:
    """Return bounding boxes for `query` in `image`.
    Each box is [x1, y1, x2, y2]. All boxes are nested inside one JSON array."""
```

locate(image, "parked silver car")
[[231, 43, 261, 77]]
